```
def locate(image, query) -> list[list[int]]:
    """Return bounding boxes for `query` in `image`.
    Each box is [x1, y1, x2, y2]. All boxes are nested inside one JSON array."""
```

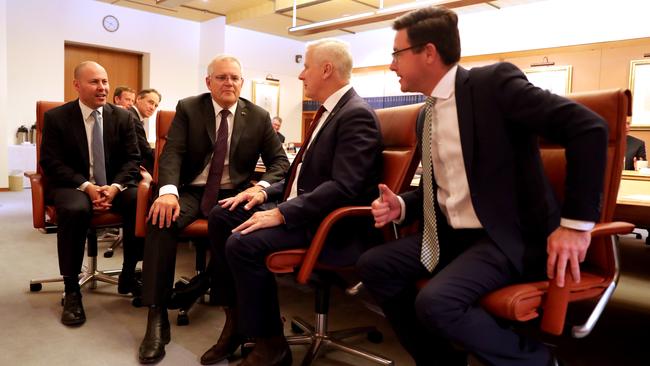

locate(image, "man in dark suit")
[[128, 88, 161, 173], [271, 116, 285, 143], [40, 61, 142, 326], [138, 55, 290, 364], [625, 120, 646, 170], [356, 7, 608, 366], [195, 39, 382, 366]]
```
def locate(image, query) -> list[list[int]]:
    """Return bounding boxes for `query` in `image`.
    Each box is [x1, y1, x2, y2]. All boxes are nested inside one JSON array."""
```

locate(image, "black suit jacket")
[[402, 63, 608, 275], [277, 132, 286, 143], [625, 135, 646, 170], [40, 100, 140, 190], [158, 93, 289, 191], [127, 106, 155, 173], [265, 88, 383, 265]]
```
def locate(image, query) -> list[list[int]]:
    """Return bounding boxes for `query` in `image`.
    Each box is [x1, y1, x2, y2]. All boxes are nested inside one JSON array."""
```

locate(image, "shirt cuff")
[[257, 180, 270, 188], [158, 184, 179, 198], [393, 196, 407, 224], [111, 183, 126, 192], [560, 218, 595, 231], [260, 190, 268, 202], [78, 181, 91, 192]]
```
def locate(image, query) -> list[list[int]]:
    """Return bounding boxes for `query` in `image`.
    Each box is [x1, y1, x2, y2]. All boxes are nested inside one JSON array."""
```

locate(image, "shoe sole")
[[138, 350, 165, 365]]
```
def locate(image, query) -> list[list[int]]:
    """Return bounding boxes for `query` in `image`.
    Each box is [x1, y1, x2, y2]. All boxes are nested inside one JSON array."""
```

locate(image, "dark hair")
[[138, 88, 162, 102], [113, 86, 135, 100], [393, 6, 461, 65]]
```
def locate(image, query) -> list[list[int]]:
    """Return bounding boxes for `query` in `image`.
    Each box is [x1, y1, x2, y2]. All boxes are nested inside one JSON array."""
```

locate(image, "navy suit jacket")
[[625, 135, 646, 170], [402, 63, 608, 276], [265, 88, 383, 265], [40, 100, 140, 190], [127, 106, 155, 173]]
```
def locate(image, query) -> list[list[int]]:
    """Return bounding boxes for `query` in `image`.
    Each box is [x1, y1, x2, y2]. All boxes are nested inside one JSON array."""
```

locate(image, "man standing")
[[113, 86, 136, 109], [128, 89, 161, 173], [138, 55, 289, 364], [357, 6, 608, 366], [197, 39, 382, 366], [40, 61, 142, 326]]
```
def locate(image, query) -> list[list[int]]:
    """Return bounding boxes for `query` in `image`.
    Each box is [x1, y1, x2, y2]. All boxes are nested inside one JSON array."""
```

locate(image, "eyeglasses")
[[213, 75, 242, 83], [391, 43, 426, 62]]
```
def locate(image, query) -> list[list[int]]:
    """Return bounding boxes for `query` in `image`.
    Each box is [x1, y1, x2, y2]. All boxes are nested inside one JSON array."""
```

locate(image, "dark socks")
[[64, 276, 80, 293]]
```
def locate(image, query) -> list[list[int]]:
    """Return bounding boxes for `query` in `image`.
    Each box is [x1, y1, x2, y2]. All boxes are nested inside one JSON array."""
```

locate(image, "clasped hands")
[[370, 184, 591, 288], [85, 183, 119, 211]]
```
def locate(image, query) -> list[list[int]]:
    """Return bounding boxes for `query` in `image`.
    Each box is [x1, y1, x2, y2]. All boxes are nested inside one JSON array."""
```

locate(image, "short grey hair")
[[207, 55, 243, 76], [305, 38, 353, 81]]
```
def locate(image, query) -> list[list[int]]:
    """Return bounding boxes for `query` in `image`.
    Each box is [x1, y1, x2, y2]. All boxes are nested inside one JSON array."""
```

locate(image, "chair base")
[[101, 228, 123, 258], [286, 314, 393, 366], [29, 254, 121, 292]]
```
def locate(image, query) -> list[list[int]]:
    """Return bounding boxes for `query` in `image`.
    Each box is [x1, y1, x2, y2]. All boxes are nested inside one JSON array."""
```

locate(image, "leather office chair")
[[432, 89, 634, 340], [135, 110, 209, 326], [28, 101, 125, 293], [265, 103, 423, 366]]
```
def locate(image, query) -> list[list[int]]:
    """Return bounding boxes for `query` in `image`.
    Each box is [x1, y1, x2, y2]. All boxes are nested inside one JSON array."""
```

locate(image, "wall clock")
[[102, 15, 119, 32]]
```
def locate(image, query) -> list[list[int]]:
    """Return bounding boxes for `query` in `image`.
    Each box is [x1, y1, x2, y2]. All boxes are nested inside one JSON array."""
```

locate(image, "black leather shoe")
[[168, 273, 209, 310], [118, 273, 143, 297], [61, 291, 86, 326], [238, 336, 292, 366], [138, 307, 171, 364]]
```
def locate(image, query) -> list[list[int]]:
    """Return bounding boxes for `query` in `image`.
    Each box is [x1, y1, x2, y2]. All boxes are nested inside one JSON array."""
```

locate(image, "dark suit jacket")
[[625, 135, 646, 170], [40, 100, 140, 190], [265, 88, 383, 265], [277, 132, 286, 143], [158, 93, 289, 191], [128, 106, 155, 173], [401, 63, 608, 276]]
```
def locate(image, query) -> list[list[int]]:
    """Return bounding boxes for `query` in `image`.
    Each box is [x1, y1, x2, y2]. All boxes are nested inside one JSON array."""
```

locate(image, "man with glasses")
[[138, 55, 289, 364], [357, 6, 608, 366]]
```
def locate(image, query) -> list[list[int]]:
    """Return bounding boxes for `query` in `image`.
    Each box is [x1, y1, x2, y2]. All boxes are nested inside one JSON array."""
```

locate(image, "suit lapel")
[[203, 94, 217, 143], [102, 104, 115, 169], [229, 99, 247, 158], [71, 101, 91, 170], [307, 88, 355, 150], [455, 67, 474, 178]]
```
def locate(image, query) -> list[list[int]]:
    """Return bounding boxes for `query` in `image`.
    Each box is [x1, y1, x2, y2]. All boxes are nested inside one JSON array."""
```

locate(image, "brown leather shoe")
[[238, 335, 292, 366], [201, 307, 242, 365]]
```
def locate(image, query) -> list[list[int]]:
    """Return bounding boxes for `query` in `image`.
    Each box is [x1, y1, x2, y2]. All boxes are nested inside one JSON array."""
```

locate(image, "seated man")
[[113, 86, 136, 109], [40, 61, 142, 326], [271, 116, 285, 143], [128, 88, 161, 173], [357, 6, 608, 366], [625, 119, 646, 170], [137, 54, 289, 364], [197, 38, 383, 366]]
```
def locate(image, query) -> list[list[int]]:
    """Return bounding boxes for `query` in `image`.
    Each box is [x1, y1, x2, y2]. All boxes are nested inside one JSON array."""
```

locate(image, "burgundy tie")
[[200, 109, 230, 216], [282, 105, 326, 201]]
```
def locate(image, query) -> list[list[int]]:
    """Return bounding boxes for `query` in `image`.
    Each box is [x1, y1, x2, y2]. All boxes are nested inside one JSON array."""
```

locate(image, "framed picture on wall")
[[629, 59, 650, 127], [252, 79, 280, 117], [523, 65, 573, 96]]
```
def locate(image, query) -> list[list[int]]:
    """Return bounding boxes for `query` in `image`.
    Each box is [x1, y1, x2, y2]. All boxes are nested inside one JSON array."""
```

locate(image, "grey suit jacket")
[[40, 100, 140, 189], [158, 93, 289, 191]]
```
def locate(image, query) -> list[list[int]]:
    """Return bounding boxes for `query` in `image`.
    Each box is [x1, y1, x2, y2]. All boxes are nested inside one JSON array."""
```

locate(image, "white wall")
[[199, 17, 227, 92], [343, 0, 650, 66], [224, 26, 306, 143], [0, 0, 8, 187]]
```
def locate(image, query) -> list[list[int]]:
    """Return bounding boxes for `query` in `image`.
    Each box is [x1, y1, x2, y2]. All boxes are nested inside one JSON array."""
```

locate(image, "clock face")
[[102, 15, 119, 32]]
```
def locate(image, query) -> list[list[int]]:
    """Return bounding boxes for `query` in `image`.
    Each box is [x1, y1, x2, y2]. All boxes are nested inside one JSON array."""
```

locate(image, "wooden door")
[[64, 43, 142, 102]]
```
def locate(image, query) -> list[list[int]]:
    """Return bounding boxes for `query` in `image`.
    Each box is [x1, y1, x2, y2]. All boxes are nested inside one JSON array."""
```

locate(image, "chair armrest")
[[135, 170, 153, 238], [25, 172, 45, 229], [296, 206, 372, 284], [590, 221, 634, 237]]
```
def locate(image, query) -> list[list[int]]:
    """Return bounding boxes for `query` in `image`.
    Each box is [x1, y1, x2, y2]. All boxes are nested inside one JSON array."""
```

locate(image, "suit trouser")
[[356, 229, 551, 366], [51, 186, 141, 277], [207, 204, 311, 338], [141, 187, 238, 306]]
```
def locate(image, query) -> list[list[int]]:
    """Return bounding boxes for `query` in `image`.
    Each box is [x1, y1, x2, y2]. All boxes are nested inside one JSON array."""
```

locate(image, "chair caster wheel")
[[103, 250, 113, 258], [367, 330, 383, 343], [131, 296, 143, 307], [290, 321, 305, 334], [30, 283, 42, 292], [177, 313, 189, 326]]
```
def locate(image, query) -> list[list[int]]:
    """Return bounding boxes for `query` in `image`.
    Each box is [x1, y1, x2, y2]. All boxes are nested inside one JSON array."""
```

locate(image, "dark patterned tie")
[[282, 105, 326, 201], [200, 109, 230, 216], [421, 97, 440, 272], [91, 110, 107, 186]]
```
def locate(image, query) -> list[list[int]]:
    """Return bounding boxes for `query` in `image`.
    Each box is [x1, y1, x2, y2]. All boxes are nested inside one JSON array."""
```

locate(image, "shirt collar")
[[322, 84, 353, 113], [133, 106, 144, 121], [212, 99, 238, 118], [430, 64, 458, 100], [79, 100, 103, 121]]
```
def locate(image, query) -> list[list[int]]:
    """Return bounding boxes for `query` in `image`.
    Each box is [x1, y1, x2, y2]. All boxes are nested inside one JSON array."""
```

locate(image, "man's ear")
[[424, 43, 439, 65], [322, 62, 333, 79]]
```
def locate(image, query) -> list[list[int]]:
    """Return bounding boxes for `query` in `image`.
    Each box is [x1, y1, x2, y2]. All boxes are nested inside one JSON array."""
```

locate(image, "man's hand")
[[232, 208, 283, 235], [98, 185, 120, 203], [219, 186, 265, 211], [148, 194, 181, 228], [371, 184, 402, 228], [546, 226, 591, 288], [84, 183, 109, 211]]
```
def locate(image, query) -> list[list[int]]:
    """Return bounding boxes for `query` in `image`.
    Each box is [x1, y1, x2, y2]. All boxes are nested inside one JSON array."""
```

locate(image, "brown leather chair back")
[[35, 101, 65, 175], [152, 110, 176, 183]]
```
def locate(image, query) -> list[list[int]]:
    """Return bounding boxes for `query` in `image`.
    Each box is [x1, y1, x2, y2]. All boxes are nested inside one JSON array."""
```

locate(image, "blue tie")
[[91, 110, 107, 186]]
